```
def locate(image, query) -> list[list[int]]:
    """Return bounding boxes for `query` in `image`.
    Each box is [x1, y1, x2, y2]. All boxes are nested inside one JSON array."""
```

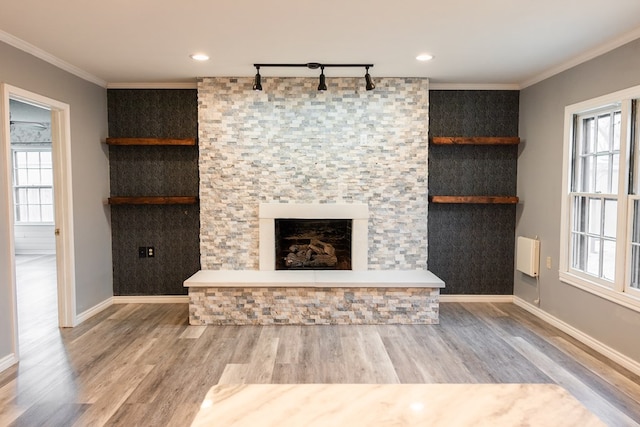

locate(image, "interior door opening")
[[1, 84, 76, 364], [9, 99, 61, 350]]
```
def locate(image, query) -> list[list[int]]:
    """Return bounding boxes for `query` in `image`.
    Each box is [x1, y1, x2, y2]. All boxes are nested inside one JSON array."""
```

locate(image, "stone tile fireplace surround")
[[187, 77, 438, 325]]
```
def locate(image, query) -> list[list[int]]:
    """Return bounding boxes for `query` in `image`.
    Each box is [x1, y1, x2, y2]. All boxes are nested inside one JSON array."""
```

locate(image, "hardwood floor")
[[14, 255, 58, 349], [1, 259, 639, 426]]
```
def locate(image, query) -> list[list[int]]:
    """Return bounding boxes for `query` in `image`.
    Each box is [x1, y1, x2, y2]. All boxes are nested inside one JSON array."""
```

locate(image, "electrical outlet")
[[546, 256, 552, 269], [147, 246, 155, 258], [138, 247, 147, 258]]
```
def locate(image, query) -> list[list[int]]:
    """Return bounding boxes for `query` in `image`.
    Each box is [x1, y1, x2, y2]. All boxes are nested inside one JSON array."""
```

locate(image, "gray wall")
[[517, 38, 640, 363], [0, 41, 111, 362]]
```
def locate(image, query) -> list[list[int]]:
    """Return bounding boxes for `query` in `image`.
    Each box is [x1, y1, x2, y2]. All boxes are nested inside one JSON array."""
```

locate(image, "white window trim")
[[560, 84, 640, 313], [11, 144, 54, 225], [626, 195, 640, 300]]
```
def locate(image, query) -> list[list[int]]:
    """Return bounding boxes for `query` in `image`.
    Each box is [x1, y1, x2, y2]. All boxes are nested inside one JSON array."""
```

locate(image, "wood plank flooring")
[[1, 256, 640, 426]]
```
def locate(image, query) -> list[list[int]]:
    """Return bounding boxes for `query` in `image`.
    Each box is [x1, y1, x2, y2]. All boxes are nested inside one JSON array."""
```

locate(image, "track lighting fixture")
[[318, 66, 327, 91], [253, 66, 262, 91], [365, 66, 375, 91], [252, 62, 374, 91]]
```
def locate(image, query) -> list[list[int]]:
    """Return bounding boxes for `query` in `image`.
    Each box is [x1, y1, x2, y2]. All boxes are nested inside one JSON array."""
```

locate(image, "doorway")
[[1, 84, 76, 362], [9, 99, 60, 349]]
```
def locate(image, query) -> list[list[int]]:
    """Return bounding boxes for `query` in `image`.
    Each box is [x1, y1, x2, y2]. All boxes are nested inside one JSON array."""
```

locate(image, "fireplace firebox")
[[275, 219, 352, 270]]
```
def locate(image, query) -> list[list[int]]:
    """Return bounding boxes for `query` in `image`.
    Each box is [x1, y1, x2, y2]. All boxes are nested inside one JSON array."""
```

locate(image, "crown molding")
[[4, 24, 640, 94], [520, 26, 640, 89], [429, 83, 520, 91], [0, 30, 107, 88], [107, 82, 198, 89]]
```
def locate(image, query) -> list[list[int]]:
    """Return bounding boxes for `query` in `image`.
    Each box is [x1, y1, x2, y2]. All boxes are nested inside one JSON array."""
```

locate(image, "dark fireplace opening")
[[275, 219, 352, 270]]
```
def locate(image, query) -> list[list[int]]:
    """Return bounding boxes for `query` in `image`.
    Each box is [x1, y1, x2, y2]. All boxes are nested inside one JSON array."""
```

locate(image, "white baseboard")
[[75, 297, 114, 325], [0, 353, 18, 373], [513, 296, 640, 377], [74, 295, 189, 325], [113, 295, 189, 304], [439, 294, 514, 303]]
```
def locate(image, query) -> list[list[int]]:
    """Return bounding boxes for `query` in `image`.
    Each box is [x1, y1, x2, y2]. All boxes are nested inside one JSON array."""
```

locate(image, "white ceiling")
[[2, 0, 640, 88]]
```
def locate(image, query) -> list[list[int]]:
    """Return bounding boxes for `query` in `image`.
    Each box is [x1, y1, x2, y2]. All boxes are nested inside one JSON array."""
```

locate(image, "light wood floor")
[[1, 256, 640, 426]]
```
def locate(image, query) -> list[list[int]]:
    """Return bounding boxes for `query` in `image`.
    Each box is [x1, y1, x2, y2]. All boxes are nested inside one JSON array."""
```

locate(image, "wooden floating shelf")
[[429, 196, 519, 204], [108, 196, 198, 205], [431, 136, 520, 145], [106, 137, 196, 146]]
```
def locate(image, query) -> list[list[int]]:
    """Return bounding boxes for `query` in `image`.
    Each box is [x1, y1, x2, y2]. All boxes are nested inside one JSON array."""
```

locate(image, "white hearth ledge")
[[259, 203, 369, 271], [184, 270, 445, 289]]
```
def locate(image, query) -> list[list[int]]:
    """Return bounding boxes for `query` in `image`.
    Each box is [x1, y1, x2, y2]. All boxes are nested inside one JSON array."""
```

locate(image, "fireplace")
[[275, 219, 352, 270], [259, 203, 369, 271]]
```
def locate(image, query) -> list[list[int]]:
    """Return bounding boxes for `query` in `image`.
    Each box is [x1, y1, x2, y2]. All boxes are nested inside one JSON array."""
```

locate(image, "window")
[[12, 147, 54, 223], [561, 87, 640, 310], [570, 106, 621, 283]]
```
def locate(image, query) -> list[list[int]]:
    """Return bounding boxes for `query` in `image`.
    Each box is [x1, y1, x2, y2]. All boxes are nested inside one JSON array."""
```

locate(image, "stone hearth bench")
[[184, 270, 445, 325]]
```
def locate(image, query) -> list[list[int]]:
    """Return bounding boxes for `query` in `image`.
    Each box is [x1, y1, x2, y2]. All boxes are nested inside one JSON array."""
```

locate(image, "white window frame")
[[560, 85, 640, 312], [11, 144, 54, 225], [626, 195, 640, 300]]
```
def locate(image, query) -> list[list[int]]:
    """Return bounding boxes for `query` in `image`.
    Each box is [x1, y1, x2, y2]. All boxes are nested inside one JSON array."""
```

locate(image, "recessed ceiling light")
[[190, 53, 210, 61], [416, 54, 434, 62]]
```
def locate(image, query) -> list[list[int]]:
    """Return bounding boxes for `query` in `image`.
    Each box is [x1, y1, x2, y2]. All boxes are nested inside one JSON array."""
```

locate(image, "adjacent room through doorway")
[[9, 99, 60, 352]]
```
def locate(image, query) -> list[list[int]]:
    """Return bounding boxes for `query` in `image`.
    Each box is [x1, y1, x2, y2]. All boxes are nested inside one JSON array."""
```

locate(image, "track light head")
[[318, 66, 327, 91], [253, 66, 262, 91], [365, 66, 375, 91]]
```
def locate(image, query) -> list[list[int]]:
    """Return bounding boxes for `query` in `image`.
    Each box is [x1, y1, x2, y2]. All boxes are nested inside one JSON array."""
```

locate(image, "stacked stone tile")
[[189, 287, 440, 325], [197, 77, 429, 270]]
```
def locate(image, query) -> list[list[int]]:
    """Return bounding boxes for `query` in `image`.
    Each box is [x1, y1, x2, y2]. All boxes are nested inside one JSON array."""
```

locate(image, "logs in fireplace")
[[285, 239, 338, 268], [275, 219, 352, 270]]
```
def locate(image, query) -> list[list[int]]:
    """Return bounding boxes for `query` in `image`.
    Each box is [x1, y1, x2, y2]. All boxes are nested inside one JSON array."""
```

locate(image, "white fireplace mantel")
[[259, 203, 369, 271]]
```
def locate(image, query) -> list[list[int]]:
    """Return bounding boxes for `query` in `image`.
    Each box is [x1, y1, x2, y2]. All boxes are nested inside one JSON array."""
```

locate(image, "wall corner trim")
[[0, 352, 18, 374], [75, 297, 114, 326], [513, 296, 640, 377]]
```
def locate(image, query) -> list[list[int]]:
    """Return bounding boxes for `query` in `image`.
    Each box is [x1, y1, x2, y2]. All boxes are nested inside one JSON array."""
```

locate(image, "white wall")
[[517, 38, 640, 364], [0, 41, 111, 364], [14, 225, 55, 254]]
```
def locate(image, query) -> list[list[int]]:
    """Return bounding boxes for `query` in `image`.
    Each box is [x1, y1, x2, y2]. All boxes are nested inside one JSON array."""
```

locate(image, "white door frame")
[[1, 84, 76, 358]]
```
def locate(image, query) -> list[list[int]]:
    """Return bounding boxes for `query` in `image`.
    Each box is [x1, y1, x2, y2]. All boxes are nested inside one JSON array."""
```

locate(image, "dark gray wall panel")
[[429, 145, 517, 196], [429, 90, 519, 136], [428, 203, 516, 294], [111, 204, 200, 295], [109, 146, 199, 197], [107, 89, 197, 138], [428, 90, 519, 295], [108, 89, 199, 296]]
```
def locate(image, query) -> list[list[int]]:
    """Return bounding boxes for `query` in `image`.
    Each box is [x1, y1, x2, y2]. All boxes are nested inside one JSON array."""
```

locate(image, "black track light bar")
[[252, 63, 375, 91], [254, 63, 374, 69]]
